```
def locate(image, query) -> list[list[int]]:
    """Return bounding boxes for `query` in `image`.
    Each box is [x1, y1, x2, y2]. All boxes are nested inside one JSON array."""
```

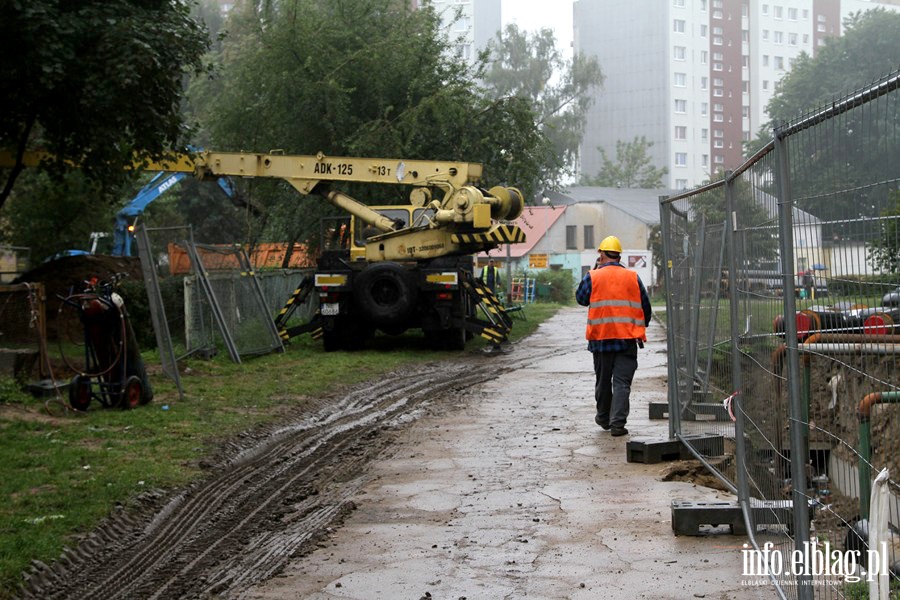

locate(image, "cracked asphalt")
[[248, 307, 771, 600]]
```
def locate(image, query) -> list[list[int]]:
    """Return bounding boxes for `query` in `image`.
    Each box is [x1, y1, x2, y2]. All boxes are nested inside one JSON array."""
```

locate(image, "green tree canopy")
[[483, 25, 604, 187], [580, 136, 668, 188], [188, 0, 555, 245], [0, 0, 212, 210], [742, 9, 900, 231]]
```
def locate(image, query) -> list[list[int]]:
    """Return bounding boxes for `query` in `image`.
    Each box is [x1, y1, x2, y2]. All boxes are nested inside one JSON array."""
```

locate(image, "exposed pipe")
[[858, 392, 900, 519]]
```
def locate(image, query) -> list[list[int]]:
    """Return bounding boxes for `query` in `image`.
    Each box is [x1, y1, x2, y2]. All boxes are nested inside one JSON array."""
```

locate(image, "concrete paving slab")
[[249, 307, 772, 600]]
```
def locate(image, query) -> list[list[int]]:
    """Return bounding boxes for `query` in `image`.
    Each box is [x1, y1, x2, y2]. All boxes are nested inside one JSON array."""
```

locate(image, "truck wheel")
[[354, 263, 417, 325], [445, 326, 467, 351]]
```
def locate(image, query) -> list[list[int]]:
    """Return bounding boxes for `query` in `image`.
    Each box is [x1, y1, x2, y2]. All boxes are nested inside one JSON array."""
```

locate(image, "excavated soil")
[[13, 254, 143, 336]]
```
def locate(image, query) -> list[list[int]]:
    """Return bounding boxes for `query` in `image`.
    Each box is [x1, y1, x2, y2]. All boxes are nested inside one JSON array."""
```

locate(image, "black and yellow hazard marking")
[[451, 224, 525, 245]]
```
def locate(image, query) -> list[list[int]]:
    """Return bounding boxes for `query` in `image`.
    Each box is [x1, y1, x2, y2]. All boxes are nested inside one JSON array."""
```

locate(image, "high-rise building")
[[422, 0, 502, 66], [575, 0, 899, 189]]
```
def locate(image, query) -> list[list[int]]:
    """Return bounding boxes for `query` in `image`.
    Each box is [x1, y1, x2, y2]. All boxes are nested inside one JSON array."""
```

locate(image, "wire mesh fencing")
[[661, 70, 900, 599]]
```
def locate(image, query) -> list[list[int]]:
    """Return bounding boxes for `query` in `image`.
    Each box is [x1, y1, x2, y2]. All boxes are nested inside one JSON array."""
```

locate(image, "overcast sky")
[[501, 0, 575, 56]]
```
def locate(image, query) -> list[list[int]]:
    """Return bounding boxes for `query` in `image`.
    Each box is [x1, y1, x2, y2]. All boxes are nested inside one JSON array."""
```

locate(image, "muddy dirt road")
[[21, 308, 766, 599]]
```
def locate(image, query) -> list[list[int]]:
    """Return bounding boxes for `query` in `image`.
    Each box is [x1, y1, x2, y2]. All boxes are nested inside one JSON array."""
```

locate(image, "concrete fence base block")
[[671, 499, 794, 536], [649, 402, 668, 420], [627, 434, 725, 464], [626, 438, 683, 463]]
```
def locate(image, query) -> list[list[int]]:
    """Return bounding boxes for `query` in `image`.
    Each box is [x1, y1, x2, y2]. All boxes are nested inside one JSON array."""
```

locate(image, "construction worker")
[[575, 235, 652, 437], [480, 258, 502, 294]]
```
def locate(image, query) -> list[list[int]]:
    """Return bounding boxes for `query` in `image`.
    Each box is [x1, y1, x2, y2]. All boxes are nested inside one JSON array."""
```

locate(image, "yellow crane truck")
[[2, 149, 526, 350], [8, 149, 526, 351]]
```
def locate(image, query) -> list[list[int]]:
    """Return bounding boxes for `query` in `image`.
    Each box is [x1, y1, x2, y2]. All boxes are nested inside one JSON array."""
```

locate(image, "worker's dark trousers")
[[593, 345, 638, 429]]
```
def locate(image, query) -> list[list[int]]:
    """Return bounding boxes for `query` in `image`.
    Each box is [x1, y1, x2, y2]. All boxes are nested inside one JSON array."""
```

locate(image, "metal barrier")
[[661, 70, 900, 598], [0, 283, 47, 381]]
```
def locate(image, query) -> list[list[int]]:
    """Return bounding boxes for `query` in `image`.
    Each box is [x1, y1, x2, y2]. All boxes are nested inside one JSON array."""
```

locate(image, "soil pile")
[[13, 254, 143, 331]]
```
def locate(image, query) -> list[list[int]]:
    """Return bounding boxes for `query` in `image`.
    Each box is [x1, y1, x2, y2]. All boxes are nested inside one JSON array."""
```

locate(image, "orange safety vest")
[[586, 265, 647, 341]]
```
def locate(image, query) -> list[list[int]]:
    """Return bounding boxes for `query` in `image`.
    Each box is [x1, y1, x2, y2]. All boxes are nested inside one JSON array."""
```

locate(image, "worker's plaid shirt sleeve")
[[575, 273, 592, 306]]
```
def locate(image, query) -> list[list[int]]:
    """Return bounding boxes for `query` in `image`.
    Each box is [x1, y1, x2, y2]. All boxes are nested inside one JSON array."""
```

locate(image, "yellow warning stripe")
[[451, 225, 526, 245]]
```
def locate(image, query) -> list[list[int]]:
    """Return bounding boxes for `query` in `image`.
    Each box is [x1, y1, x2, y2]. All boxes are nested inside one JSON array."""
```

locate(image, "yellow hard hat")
[[598, 235, 622, 254]]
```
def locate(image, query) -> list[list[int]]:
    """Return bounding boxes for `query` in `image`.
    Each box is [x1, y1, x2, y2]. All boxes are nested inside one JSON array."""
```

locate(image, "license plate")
[[321, 303, 339, 316]]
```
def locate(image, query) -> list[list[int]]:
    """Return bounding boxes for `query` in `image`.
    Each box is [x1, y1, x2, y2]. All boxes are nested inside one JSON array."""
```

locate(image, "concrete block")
[[626, 438, 683, 464], [671, 499, 795, 536], [648, 402, 668, 420]]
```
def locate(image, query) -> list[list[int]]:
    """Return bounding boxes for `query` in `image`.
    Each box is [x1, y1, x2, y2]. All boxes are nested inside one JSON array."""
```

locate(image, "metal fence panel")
[[662, 70, 900, 598]]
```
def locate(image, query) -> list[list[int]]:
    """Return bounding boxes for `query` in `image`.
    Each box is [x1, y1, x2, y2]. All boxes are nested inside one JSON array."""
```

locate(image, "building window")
[[675, 153, 687, 167], [762, 80, 769, 90], [714, 155, 725, 164], [762, 4, 768, 15], [713, 52, 724, 61], [713, 62, 723, 71], [774, 31, 783, 44], [742, 106, 750, 118], [789, 32, 798, 45], [700, 76, 708, 90], [742, 81, 749, 92], [802, 9, 809, 19], [700, 0, 707, 10], [713, 113, 724, 122], [742, 55, 750, 67], [675, 179, 688, 190], [762, 29, 769, 41], [674, 19, 686, 33], [701, 154, 709, 167], [701, 128, 709, 141], [774, 56, 784, 69], [566, 225, 577, 250], [674, 72, 687, 86], [788, 7, 797, 20], [714, 103, 724, 112], [675, 99, 687, 113], [713, 36, 723, 46], [700, 50, 708, 64], [713, 9, 722, 19], [701, 102, 708, 116], [774, 5, 782, 19], [700, 24, 708, 37], [673, 46, 686, 60], [674, 0, 685, 6], [803, 34, 809, 44], [713, 88, 724, 97], [817, 23, 826, 32], [762, 55, 769, 67], [583, 225, 594, 250], [714, 129, 724, 138], [675, 125, 687, 140]]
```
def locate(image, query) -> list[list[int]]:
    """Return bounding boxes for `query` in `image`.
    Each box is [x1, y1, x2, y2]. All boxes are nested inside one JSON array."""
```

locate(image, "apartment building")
[[575, 0, 899, 189], [422, 0, 501, 66]]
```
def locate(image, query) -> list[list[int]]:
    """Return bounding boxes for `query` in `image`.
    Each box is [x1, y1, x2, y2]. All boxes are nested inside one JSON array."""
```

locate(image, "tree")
[[483, 25, 604, 187], [743, 9, 900, 229], [869, 190, 900, 274], [580, 136, 668, 188], [188, 0, 556, 246], [0, 0, 212, 210]]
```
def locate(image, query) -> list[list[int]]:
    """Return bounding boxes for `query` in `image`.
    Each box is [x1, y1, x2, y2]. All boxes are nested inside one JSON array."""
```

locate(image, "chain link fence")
[[661, 70, 900, 598]]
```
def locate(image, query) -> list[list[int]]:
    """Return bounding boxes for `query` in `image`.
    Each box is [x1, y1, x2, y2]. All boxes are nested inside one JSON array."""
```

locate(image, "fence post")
[[659, 195, 680, 440], [774, 123, 812, 597], [724, 172, 755, 534]]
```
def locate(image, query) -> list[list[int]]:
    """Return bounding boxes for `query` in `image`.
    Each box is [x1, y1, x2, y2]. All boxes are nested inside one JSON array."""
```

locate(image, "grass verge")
[[0, 303, 563, 596]]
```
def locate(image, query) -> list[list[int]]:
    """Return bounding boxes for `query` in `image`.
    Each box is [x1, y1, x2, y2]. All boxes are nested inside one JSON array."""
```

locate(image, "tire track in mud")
[[19, 341, 567, 600]]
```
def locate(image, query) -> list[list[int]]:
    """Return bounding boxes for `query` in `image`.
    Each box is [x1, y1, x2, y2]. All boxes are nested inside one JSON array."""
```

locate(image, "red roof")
[[479, 205, 567, 259]]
